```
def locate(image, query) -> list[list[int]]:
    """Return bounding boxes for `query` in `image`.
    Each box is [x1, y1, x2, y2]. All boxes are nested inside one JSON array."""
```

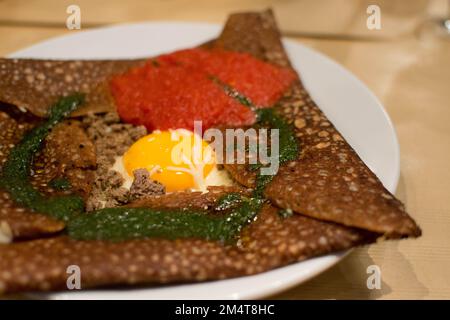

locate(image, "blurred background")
[[0, 0, 449, 48], [1, 0, 449, 299]]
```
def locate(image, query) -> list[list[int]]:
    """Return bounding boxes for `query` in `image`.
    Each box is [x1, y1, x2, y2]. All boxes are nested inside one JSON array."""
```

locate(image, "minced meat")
[[129, 168, 165, 201], [81, 112, 165, 211]]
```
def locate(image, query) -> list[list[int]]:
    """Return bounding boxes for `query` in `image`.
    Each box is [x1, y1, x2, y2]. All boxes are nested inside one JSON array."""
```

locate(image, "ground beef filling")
[[81, 112, 165, 211], [129, 168, 165, 201]]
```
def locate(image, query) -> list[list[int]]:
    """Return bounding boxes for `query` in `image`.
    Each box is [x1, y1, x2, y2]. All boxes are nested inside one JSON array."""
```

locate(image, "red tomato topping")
[[110, 48, 296, 131]]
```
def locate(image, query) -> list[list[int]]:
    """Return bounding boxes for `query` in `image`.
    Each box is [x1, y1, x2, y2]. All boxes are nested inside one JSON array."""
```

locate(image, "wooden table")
[[1, 0, 449, 299]]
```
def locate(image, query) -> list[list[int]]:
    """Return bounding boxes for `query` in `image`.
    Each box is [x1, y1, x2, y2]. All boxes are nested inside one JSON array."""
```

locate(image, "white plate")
[[11, 22, 400, 300]]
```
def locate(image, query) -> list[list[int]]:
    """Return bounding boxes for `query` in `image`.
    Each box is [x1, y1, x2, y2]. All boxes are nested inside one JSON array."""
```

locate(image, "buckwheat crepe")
[[0, 9, 420, 294]]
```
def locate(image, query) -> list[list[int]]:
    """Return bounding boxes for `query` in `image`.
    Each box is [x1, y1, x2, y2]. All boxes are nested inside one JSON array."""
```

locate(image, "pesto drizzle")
[[252, 107, 299, 197], [0, 94, 85, 221], [68, 197, 263, 243], [49, 177, 72, 191], [210, 76, 255, 110], [214, 192, 244, 211], [213, 79, 299, 197]]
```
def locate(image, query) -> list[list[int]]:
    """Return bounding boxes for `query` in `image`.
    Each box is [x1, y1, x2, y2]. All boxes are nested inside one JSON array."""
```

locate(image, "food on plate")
[[0, 9, 420, 294], [110, 48, 296, 131], [117, 129, 232, 192]]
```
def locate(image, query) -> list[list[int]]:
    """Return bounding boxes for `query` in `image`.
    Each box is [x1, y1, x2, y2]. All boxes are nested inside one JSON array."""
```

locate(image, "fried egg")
[[112, 129, 233, 192]]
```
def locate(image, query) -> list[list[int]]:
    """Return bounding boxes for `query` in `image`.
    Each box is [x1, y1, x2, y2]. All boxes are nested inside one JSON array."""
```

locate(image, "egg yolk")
[[123, 130, 215, 192]]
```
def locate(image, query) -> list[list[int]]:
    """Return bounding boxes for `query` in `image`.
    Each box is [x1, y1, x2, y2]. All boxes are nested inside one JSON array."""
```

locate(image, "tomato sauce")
[[110, 48, 296, 131]]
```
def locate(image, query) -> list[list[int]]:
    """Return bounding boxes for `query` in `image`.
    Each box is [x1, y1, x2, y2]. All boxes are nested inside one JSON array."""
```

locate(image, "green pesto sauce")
[[214, 192, 244, 211], [0, 94, 85, 222], [68, 197, 263, 243], [216, 79, 299, 197], [210, 76, 255, 110], [252, 107, 299, 197], [255, 108, 298, 165], [49, 177, 72, 191]]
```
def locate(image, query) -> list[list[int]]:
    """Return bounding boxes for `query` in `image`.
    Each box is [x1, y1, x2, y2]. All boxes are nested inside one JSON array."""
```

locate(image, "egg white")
[[111, 155, 234, 193], [112, 156, 134, 190]]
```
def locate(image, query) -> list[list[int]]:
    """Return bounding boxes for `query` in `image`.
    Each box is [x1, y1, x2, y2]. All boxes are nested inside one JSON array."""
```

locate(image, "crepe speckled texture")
[[0, 110, 65, 239], [0, 10, 419, 294], [216, 10, 421, 238], [0, 198, 373, 294], [0, 59, 144, 117], [0, 107, 96, 240]]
